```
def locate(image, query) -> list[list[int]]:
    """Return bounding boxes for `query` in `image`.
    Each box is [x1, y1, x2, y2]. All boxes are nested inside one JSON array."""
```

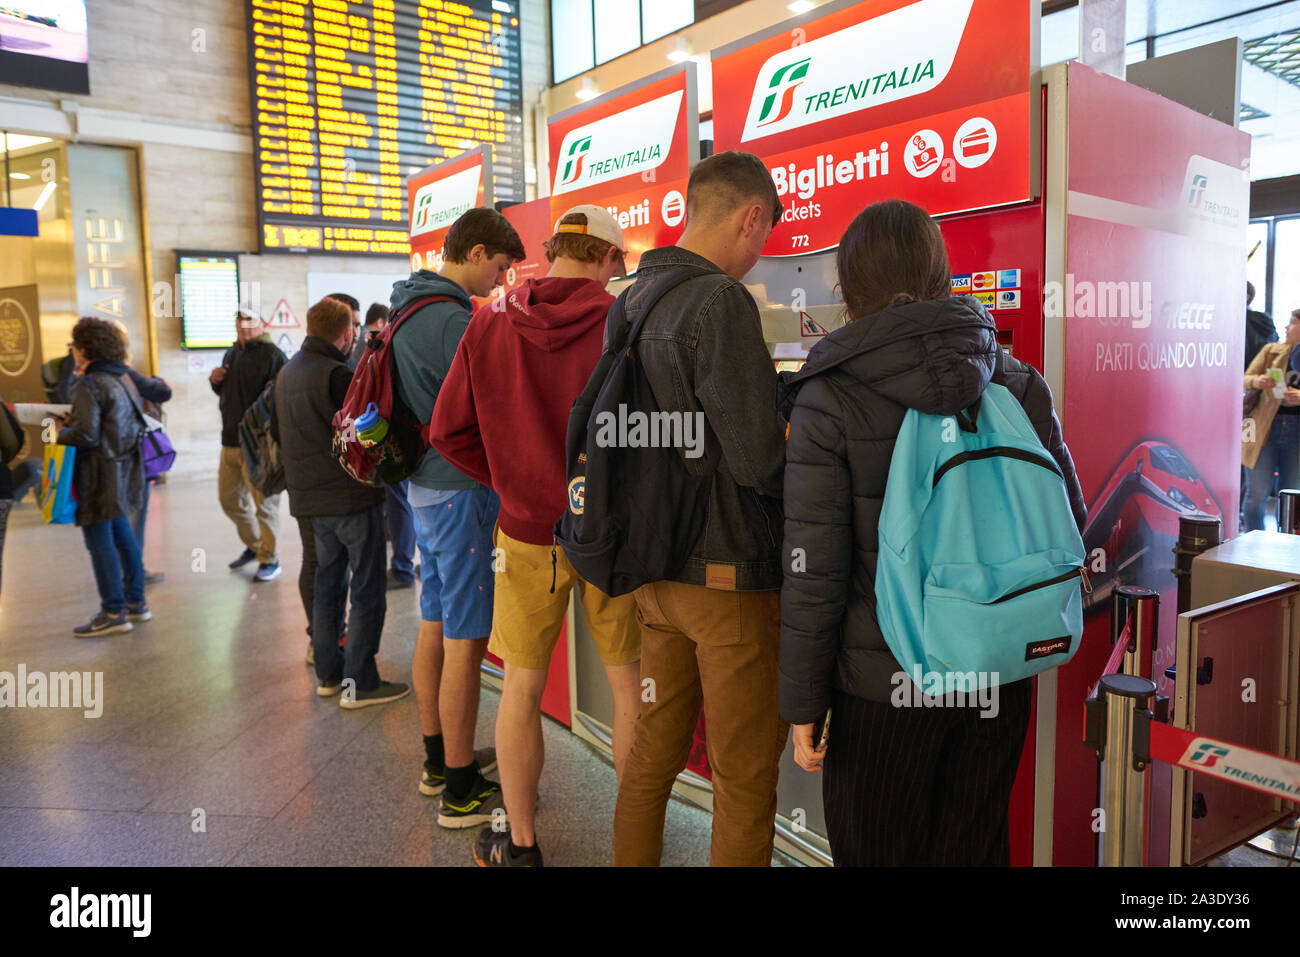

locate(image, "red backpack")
[[332, 295, 453, 486]]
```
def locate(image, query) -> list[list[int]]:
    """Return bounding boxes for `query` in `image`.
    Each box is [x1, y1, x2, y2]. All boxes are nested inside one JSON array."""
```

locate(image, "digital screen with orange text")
[[247, 0, 523, 254]]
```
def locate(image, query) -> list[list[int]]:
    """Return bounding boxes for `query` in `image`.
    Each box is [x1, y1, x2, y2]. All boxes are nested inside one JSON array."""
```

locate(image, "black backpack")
[[555, 267, 716, 597]]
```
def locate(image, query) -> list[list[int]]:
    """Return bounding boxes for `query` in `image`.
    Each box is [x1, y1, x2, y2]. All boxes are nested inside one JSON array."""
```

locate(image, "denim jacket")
[[608, 246, 786, 591]]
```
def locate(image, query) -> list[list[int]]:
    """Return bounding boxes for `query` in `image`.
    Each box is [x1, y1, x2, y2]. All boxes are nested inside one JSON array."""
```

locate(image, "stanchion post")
[[1171, 514, 1221, 616], [1278, 489, 1300, 535], [1098, 674, 1158, 867], [1111, 584, 1158, 679]]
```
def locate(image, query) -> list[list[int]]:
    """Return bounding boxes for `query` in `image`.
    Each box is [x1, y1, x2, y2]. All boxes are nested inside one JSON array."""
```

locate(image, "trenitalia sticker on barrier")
[[406, 147, 492, 272], [547, 62, 699, 273], [1151, 723, 1300, 806], [710, 0, 1036, 256]]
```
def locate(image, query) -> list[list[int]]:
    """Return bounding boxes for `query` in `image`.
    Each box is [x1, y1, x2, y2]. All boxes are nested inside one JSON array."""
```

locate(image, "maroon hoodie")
[[431, 276, 614, 545]]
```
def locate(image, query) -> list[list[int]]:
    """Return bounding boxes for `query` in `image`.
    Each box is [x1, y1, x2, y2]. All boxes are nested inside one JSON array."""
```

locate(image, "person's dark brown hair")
[[306, 296, 353, 342], [686, 150, 783, 228], [444, 207, 526, 264], [544, 211, 618, 264], [71, 316, 127, 364], [365, 302, 389, 327], [836, 200, 950, 321]]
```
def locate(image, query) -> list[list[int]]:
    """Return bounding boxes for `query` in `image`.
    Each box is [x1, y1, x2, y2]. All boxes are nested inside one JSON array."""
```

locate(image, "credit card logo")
[[997, 269, 1021, 289], [996, 290, 1021, 310], [972, 271, 995, 291], [950, 273, 971, 293]]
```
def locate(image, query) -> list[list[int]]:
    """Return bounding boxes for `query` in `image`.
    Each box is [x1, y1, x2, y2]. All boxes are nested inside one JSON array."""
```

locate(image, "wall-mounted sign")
[[406, 148, 491, 274], [0, 287, 38, 378], [267, 298, 300, 329], [547, 63, 699, 273], [711, 0, 1037, 256]]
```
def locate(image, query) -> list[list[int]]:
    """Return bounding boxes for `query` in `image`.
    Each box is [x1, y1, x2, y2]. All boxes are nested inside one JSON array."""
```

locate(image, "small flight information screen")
[[247, 0, 524, 255]]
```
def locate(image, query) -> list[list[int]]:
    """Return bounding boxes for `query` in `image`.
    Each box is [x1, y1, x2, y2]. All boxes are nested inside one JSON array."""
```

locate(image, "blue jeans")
[[1246, 413, 1300, 531], [311, 505, 386, 691], [82, 515, 144, 614], [385, 480, 416, 582]]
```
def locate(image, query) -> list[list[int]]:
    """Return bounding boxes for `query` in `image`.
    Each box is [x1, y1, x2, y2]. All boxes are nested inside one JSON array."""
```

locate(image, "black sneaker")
[[473, 827, 543, 867], [125, 601, 152, 622], [228, 548, 257, 570], [420, 747, 498, 796], [437, 774, 504, 829], [316, 680, 343, 697], [73, 611, 133, 637], [339, 680, 411, 710]]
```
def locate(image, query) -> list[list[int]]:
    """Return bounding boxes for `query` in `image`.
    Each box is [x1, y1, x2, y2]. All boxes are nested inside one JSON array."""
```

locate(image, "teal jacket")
[[389, 270, 480, 490]]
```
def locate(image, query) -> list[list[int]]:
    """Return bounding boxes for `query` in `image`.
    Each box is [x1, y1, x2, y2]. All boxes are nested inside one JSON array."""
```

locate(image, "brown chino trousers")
[[613, 580, 789, 866]]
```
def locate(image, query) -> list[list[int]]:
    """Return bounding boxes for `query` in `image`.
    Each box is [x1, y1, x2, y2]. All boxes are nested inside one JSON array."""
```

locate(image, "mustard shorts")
[[489, 525, 641, 670]]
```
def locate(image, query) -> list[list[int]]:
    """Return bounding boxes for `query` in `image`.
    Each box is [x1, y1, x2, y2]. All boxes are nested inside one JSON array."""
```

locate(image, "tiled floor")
[[1, 477, 1288, 868], [0, 477, 715, 867]]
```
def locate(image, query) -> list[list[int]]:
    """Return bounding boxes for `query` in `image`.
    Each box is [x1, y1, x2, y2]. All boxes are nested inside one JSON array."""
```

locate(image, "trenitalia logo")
[[740, 0, 974, 142], [560, 136, 593, 186], [757, 58, 811, 127], [552, 90, 684, 196], [410, 164, 483, 238], [1190, 743, 1230, 768]]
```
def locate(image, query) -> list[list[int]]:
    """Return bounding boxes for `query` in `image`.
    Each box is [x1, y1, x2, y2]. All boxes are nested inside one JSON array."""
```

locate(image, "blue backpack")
[[874, 366, 1086, 691]]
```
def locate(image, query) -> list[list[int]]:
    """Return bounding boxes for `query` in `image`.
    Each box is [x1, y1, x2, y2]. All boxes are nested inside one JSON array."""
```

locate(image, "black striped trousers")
[[822, 679, 1032, 866]]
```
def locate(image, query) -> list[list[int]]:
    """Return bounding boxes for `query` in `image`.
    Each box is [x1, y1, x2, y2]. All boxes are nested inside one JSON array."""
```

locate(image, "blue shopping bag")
[[40, 444, 77, 524]]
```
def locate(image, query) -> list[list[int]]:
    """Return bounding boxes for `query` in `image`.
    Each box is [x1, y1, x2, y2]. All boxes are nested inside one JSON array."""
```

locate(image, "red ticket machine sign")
[[711, 0, 1037, 256], [547, 63, 699, 272], [407, 147, 492, 273]]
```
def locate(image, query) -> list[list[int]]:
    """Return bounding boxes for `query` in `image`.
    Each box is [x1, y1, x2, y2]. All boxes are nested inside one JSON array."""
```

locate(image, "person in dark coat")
[[110, 323, 172, 585], [779, 200, 1086, 866], [58, 317, 150, 637]]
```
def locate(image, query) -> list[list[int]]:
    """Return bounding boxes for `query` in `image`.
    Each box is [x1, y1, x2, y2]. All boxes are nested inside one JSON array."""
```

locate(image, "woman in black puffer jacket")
[[58, 317, 150, 638], [779, 201, 1086, 866]]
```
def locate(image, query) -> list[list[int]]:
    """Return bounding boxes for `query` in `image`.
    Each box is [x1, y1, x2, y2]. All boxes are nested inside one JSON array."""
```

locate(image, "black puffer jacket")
[[58, 361, 146, 527], [778, 296, 1087, 723]]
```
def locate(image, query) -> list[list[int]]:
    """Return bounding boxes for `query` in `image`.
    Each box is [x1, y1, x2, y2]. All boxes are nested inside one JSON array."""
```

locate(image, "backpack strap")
[[377, 295, 458, 343], [955, 346, 1007, 433], [609, 266, 715, 354]]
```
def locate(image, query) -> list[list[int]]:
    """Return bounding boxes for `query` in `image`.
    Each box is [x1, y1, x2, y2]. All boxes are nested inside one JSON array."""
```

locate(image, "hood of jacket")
[[502, 277, 612, 352], [1248, 309, 1279, 343], [390, 270, 473, 315], [83, 359, 131, 378], [791, 295, 999, 416]]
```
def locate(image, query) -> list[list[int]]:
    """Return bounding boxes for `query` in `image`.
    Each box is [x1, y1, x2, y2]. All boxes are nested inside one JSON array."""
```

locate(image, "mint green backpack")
[[874, 374, 1086, 692]]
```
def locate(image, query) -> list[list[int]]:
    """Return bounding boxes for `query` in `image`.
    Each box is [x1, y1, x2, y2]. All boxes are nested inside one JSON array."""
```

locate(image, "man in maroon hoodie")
[[431, 205, 640, 866]]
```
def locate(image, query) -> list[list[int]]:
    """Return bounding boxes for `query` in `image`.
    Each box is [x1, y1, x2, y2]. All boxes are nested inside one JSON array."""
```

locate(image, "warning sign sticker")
[[799, 312, 830, 337], [267, 298, 300, 329]]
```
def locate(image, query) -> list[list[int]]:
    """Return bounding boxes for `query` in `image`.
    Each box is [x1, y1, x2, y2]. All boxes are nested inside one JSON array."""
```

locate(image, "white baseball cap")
[[553, 204, 627, 275]]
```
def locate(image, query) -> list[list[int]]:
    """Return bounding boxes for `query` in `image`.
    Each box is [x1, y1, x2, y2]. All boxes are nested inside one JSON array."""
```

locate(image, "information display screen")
[[178, 254, 241, 349], [247, 0, 525, 255], [0, 2, 90, 94]]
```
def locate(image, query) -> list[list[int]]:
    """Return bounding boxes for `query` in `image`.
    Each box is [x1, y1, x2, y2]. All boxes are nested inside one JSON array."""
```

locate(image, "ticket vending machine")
[[745, 46, 1248, 864]]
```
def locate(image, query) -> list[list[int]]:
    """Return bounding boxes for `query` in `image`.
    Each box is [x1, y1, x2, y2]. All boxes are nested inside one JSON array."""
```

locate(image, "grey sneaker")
[[73, 611, 133, 637], [420, 747, 498, 796], [339, 680, 410, 710], [437, 774, 504, 829], [254, 561, 281, 582]]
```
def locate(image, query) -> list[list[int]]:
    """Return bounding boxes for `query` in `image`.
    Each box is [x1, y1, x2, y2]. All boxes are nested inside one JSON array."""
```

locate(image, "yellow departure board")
[[247, 0, 524, 254]]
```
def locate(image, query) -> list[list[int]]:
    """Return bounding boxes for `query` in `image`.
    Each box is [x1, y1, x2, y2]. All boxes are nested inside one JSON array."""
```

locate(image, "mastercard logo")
[[972, 271, 996, 290]]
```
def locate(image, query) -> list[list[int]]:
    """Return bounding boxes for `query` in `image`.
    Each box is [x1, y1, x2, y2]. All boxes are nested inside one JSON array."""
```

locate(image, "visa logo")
[[950, 273, 971, 293]]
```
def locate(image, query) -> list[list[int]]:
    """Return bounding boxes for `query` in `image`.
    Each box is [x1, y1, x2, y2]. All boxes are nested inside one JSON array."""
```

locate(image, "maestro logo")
[[410, 164, 483, 238], [1189, 742, 1230, 768], [740, 0, 973, 141], [552, 90, 684, 196]]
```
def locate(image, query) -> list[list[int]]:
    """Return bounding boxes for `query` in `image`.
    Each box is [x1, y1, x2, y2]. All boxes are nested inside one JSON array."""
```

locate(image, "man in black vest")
[[271, 296, 409, 708]]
